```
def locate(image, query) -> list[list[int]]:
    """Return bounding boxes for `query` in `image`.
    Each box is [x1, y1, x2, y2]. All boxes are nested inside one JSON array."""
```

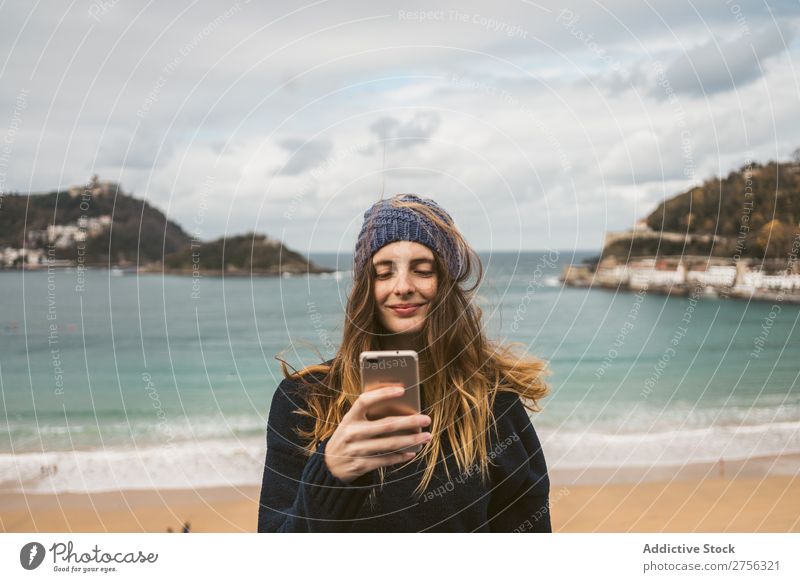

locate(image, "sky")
[[1, 0, 798, 253]]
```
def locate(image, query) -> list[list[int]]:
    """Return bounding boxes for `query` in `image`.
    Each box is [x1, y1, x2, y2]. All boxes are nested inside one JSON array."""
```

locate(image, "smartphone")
[[359, 350, 423, 452]]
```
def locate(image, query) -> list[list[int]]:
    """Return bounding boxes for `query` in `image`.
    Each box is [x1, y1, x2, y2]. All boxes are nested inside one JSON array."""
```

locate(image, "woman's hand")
[[324, 385, 432, 483]]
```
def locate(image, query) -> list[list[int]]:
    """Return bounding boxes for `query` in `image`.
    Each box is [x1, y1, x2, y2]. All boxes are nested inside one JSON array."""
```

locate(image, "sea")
[[1, 250, 798, 493]]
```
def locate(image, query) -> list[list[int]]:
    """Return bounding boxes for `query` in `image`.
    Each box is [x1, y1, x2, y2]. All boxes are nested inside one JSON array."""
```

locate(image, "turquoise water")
[[1, 251, 798, 492]]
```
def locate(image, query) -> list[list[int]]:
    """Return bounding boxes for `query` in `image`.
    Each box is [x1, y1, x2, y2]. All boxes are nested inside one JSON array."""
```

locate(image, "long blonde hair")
[[276, 195, 550, 498]]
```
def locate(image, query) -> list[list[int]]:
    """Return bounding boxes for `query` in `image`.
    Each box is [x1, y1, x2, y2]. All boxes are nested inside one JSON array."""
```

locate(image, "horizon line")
[[307, 248, 601, 254]]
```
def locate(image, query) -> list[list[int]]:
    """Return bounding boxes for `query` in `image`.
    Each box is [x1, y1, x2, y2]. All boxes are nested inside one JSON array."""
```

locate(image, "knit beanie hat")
[[353, 194, 461, 281]]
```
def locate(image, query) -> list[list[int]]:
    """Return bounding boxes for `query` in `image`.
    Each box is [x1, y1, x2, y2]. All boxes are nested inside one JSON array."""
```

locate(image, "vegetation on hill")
[[0, 178, 332, 274], [0, 181, 190, 265], [603, 154, 800, 260], [161, 233, 332, 275]]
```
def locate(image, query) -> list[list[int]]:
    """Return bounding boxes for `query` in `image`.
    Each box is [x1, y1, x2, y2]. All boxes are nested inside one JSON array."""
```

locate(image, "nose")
[[392, 268, 415, 296]]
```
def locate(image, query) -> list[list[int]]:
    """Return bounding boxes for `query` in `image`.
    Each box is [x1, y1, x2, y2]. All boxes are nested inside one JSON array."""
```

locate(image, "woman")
[[257, 193, 551, 532]]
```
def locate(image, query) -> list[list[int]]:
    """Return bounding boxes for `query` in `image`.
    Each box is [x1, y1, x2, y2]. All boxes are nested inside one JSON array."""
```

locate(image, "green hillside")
[[0, 177, 331, 274], [0, 180, 190, 265], [161, 232, 332, 275], [603, 155, 800, 260]]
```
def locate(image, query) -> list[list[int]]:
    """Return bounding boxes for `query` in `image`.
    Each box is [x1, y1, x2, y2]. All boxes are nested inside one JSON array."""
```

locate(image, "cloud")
[[652, 24, 795, 98], [2, 1, 799, 252], [365, 111, 441, 152], [96, 129, 178, 170], [275, 138, 333, 176]]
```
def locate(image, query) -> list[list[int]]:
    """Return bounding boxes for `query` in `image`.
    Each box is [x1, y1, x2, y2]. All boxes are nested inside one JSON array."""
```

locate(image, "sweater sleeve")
[[257, 378, 376, 532], [486, 392, 551, 533]]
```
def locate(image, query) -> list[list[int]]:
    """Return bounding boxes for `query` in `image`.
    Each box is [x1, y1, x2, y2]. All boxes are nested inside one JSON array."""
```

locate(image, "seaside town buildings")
[[1, 214, 112, 268], [562, 223, 800, 303], [1, 177, 115, 269]]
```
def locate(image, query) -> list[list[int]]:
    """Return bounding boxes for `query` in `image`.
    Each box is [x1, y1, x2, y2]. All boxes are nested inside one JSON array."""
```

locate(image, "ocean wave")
[[1, 416, 799, 493], [0, 413, 268, 453], [0, 438, 267, 494], [540, 419, 800, 468], [535, 400, 800, 434]]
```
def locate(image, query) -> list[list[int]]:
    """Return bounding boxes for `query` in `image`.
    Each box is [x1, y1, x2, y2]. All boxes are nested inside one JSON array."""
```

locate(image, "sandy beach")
[[2, 472, 798, 533], [555, 475, 800, 532], [0, 485, 260, 533]]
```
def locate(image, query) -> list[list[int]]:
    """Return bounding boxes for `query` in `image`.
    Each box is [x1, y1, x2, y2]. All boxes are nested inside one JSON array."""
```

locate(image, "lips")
[[389, 303, 424, 316]]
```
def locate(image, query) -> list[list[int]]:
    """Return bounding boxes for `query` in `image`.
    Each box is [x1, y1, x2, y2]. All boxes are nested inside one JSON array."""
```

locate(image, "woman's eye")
[[376, 270, 433, 279]]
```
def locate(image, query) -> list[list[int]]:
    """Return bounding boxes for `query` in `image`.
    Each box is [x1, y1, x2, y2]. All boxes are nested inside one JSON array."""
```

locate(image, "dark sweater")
[[257, 375, 551, 533]]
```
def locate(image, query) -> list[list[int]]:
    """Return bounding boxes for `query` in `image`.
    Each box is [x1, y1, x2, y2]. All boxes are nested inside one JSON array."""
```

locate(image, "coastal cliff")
[[561, 154, 800, 303]]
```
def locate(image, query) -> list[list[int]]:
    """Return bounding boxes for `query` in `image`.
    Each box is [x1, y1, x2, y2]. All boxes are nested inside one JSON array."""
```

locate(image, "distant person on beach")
[[258, 194, 551, 532]]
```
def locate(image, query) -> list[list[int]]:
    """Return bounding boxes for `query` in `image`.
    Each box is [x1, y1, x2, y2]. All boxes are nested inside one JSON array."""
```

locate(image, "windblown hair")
[[276, 194, 550, 499]]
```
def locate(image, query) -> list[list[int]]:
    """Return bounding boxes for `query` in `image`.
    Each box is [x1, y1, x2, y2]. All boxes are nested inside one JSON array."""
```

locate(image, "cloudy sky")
[[1, 0, 798, 252]]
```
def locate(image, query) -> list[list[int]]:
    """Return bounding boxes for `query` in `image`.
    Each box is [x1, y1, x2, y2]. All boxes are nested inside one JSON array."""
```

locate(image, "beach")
[[556, 475, 799, 533], [3, 466, 798, 533]]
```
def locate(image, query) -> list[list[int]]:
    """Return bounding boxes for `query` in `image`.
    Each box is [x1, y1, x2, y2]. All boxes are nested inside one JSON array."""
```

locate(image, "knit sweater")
[[257, 374, 551, 533]]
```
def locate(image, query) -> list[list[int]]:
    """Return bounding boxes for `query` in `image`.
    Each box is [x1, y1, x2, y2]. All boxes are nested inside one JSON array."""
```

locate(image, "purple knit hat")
[[353, 194, 461, 280]]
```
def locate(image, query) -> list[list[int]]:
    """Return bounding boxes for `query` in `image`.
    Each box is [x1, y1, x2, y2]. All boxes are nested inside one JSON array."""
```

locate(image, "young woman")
[[257, 193, 551, 532]]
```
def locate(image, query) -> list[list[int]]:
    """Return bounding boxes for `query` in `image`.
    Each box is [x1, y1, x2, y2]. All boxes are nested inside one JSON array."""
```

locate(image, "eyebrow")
[[373, 258, 434, 268]]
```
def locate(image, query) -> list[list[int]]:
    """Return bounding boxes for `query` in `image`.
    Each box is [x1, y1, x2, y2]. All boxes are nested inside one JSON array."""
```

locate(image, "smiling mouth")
[[389, 303, 425, 315]]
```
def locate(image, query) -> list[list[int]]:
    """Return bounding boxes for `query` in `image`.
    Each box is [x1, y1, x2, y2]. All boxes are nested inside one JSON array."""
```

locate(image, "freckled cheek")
[[373, 282, 389, 304], [421, 280, 437, 300]]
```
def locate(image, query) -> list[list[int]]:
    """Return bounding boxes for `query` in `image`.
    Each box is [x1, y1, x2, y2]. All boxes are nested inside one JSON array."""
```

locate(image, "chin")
[[396, 321, 424, 334], [383, 315, 425, 335]]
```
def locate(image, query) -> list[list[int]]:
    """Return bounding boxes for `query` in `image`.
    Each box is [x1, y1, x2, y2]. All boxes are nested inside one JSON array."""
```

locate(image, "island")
[[0, 175, 334, 276]]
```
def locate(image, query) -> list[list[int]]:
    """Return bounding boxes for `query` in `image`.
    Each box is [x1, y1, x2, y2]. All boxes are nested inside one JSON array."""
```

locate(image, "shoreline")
[[3, 452, 797, 497], [3, 476, 797, 533], [548, 452, 800, 486], [2, 454, 799, 533], [563, 279, 800, 305], [0, 266, 338, 277]]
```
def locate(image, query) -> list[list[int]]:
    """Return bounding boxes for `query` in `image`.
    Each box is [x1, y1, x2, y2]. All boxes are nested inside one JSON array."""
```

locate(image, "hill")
[[0, 177, 190, 266], [160, 233, 332, 275], [602, 155, 800, 260], [0, 176, 333, 275]]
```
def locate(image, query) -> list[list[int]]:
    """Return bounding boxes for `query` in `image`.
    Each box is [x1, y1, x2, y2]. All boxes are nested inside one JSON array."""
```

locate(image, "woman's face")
[[372, 241, 438, 337]]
